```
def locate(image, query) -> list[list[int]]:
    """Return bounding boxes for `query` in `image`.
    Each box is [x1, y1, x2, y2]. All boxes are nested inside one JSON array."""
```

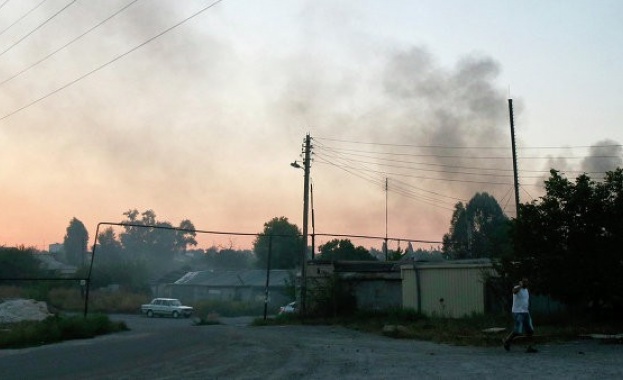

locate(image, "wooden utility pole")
[[300, 133, 311, 315]]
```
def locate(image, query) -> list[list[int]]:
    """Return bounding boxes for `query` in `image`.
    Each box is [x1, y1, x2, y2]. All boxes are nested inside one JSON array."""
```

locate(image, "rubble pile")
[[0, 299, 52, 323]]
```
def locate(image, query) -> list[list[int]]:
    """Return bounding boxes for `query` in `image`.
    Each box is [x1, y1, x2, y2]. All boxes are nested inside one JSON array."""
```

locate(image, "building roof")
[[309, 260, 401, 273], [35, 254, 77, 275], [174, 269, 293, 288], [400, 258, 493, 269]]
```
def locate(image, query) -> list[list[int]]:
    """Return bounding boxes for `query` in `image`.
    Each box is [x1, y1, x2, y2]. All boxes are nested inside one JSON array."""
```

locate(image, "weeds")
[[0, 314, 128, 349], [258, 310, 623, 347]]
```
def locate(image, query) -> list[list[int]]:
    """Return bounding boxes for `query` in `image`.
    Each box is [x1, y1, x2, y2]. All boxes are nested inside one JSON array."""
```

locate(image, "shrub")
[[0, 314, 128, 349], [193, 300, 265, 318]]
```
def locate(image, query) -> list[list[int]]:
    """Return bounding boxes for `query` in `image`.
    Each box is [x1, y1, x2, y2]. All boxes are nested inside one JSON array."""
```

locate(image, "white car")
[[278, 301, 298, 315], [141, 298, 193, 318]]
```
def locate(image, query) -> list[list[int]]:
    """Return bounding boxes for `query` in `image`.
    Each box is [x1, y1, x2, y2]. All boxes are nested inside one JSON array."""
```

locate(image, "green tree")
[[253, 217, 302, 269], [502, 169, 623, 314], [63, 217, 89, 267], [0, 246, 44, 279], [118, 209, 198, 273], [442, 192, 510, 259], [95, 227, 123, 264], [318, 239, 376, 261], [204, 246, 254, 269]]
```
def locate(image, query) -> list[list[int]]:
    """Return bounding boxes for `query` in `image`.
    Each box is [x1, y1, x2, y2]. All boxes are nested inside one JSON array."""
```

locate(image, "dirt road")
[[0, 314, 621, 379]]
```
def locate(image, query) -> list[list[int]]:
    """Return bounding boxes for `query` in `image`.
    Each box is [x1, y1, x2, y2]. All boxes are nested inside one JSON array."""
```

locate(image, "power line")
[[317, 150, 515, 179], [0, 0, 225, 122], [319, 146, 621, 161], [0, 0, 77, 59], [315, 136, 510, 150], [316, 144, 514, 172], [314, 155, 455, 210], [0, 0, 9, 13], [315, 150, 553, 181], [315, 159, 514, 185], [315, 136, 623, 151], [0, 0, 47, 39], [315, 144, 607, 175], [314, 145, 621, 166], [0, 0, 140, 88]]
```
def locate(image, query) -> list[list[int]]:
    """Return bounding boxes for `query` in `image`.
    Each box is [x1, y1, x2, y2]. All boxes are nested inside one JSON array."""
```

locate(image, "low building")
[[35, 253, 77, 277], [165, 269, 294, 308], [306, 260, 403, 311]]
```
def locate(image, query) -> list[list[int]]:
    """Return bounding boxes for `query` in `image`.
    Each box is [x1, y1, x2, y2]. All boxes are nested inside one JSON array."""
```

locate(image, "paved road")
[[0, 314, 622, 379]]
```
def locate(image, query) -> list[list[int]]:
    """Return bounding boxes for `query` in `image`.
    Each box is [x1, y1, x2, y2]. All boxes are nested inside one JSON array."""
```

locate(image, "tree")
[[253, 217, 302, 269], [204, 246, 254, 269], [0, 246, 44, 279], [318, 239, 376, 261], [63, 217, 89, 266], [118, 209, 198, 273], [501, 169, 623, 315], [96, 227, 123, 265], [442, 192, 510, 259]]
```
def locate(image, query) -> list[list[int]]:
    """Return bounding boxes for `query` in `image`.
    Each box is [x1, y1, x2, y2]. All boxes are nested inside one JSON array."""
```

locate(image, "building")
[[306, 260, 403, 311], [165, 269, 294, 308]]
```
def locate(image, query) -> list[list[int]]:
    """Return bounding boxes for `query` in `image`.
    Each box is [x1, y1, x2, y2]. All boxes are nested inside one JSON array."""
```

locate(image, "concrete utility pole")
[[508, 99, 521, 218], [300, 133, 311, 315]]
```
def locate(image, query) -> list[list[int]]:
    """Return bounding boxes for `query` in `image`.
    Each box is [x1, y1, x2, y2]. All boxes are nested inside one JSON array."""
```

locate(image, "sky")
[[1, 0, 622, 253]]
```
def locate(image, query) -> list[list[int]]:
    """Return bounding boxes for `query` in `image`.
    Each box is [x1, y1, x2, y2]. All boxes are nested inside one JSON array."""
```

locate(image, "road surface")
[[0, 314, 621, 379]]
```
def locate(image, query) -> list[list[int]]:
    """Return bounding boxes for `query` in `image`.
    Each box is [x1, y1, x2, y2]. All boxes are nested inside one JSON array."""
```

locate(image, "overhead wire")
[[0, 0, 9, 13], [315, 155, 456, 211], [316, 148, 542, 180], [0, 0, 140, 88], [0, 0, 225, 122], [314, 136, 623, 151], [312, 136, 622, 215], [314, 139, 622, 178], [0, 0, 47, 39], [313, 139, 470, 210], [0, 0, 77, 59]]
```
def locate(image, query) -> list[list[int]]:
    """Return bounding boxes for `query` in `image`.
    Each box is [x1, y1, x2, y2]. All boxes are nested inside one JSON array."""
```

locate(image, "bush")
[[0, 314, 128, 349], [193, 300, 265, 318], [86, 291, 148, 314]]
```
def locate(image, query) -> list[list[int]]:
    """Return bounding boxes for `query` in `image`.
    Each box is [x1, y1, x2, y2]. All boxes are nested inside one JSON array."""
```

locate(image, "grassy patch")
[[193, 312, 222, 326], [47, 288, 148, 314], [257, 309, 623, 347], [0, 314, 128, 349], [193, 300, 267, 318]]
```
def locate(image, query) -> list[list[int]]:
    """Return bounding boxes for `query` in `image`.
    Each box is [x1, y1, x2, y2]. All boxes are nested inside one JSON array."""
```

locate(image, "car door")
[[154, 299, 164, 315]]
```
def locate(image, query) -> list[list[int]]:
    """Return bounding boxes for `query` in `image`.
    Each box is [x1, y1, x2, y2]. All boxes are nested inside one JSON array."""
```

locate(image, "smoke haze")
[[0, 1, 620, 251]]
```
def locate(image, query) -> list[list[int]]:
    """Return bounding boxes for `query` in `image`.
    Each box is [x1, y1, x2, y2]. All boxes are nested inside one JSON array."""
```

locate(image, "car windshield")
[[170, 300, 181, 306]]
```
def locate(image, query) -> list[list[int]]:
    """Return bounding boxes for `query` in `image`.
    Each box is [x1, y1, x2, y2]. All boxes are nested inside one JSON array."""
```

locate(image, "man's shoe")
[[526, 346, 538, 353], [503, 339, 510, 351]]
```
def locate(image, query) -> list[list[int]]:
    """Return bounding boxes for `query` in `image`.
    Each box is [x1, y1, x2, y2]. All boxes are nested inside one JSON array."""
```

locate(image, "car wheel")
[[172, 311, 179, 318], [147, 310, 153, 318]]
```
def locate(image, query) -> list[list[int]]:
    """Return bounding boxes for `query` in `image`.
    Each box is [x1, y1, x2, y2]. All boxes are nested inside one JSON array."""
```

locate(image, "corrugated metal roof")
[[174, 269, 293, 287], [311, 261, 399, 273]]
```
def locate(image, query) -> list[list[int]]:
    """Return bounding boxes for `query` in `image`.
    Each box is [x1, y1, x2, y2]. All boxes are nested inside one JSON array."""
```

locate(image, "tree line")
[[5, 167, 622, 317]]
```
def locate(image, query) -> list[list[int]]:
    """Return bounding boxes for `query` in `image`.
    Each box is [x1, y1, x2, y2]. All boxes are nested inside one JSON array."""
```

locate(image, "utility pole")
[[508, 99, 521, 219], [311, 182, 315, 260], [384, 177, 388, 261], [300, 133, 311, 315]]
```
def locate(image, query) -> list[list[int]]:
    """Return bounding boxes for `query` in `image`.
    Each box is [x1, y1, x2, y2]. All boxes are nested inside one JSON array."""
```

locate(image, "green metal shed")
[[401, 259, 494, 318]]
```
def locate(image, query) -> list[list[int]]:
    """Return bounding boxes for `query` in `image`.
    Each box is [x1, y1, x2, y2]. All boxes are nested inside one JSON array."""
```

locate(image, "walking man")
[[503, 277, 537, 353]]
